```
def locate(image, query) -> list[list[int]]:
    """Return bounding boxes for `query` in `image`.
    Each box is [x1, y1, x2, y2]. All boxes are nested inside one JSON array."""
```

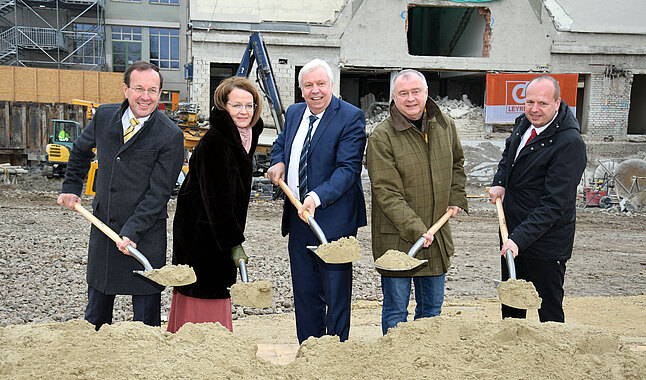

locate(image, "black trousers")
[[501, 255, 567, 322], [85, 285, 161, 330]]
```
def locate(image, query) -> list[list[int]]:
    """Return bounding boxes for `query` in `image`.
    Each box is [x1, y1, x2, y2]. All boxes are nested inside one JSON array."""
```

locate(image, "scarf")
[[237, 125, 252, 153]]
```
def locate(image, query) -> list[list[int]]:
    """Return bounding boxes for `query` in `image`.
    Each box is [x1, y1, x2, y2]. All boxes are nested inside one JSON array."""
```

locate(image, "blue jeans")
[[381, 274, 445, 335]]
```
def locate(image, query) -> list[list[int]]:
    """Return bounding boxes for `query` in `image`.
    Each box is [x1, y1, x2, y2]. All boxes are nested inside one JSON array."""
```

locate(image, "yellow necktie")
[[124, 118, 139, 143]]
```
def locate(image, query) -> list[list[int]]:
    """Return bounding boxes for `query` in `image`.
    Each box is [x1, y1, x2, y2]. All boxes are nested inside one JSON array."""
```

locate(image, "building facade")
[[104, 0, 189, 103], [187, 0, 646, 140]]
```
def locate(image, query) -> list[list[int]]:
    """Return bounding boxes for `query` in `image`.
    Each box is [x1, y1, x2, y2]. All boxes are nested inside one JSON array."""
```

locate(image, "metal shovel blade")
[[375, 210, 453, 272], [73, 203, 195, 287], [230, 260, 273, 308], [495, 249, 542, 310], [374, 236, 428, 271]]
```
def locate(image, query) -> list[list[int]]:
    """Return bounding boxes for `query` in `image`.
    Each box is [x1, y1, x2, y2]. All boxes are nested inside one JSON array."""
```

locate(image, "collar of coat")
[[208, 107, 264, 150], [388, 96, 441, 132], [117, 99, 159, 126]]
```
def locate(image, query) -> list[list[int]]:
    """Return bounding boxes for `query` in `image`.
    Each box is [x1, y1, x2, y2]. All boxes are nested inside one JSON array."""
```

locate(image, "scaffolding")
[[0, 0, 105, 70]]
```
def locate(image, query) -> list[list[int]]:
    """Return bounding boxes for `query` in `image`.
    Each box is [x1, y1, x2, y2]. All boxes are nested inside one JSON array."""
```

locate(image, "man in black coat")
[[58, 61, 184, 330], [489, 75, 587, 322]]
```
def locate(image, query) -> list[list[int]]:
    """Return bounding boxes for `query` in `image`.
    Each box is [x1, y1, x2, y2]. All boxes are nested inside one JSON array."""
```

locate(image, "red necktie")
[[525, 128, 537, 146]]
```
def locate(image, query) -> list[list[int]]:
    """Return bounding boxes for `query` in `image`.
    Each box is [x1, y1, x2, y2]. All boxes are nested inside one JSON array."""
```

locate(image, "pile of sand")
[[142, 264, 196, 287], [231, 280, 274, 309], [2, 316, 644, 378], [314, 236, 362, 264], [497, 279, 543, 309], [374, 249, 425, 271]]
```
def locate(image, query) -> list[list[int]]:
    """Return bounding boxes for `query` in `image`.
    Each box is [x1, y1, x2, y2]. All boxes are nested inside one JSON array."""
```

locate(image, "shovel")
[[229, 258, 273, 309], [375, 209, 453, 271], [73, 203, 196, 287], [490, 196, 542, 309], [276, 177, 361, 264], [492, 197, 516, 286]]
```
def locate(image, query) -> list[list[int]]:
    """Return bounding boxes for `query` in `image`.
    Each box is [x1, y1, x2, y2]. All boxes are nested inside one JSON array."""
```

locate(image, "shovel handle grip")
[[494, 198, 510, 243], [426, 209, 453, 235], [74, 203, 123, 244], [74, 203, 153, 271], [277, 178, 313, 221], [407, 209, 454, 258]]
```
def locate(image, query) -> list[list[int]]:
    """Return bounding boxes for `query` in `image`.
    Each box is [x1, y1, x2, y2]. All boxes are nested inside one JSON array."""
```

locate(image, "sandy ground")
[[1, 140, 646, 377]]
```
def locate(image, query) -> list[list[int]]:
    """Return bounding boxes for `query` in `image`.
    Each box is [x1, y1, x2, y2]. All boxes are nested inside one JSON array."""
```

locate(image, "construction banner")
[[485, 73, 578, 124]]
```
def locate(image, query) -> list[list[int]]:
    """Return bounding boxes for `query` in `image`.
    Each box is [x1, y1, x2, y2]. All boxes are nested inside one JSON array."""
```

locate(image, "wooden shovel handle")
[[494, 198, 509, 243], [277, 178, 313, 221], [74, 203, 123, 244], [426, 209, 454, 235], [485, 187, 509, 243]]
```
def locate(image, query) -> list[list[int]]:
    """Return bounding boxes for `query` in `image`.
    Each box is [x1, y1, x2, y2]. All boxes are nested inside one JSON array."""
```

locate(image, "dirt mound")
[[2, 316, 643, 378]]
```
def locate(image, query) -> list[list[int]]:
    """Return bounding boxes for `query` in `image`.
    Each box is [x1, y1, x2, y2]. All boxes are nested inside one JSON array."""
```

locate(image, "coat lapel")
[[309, 96, 340, 152]]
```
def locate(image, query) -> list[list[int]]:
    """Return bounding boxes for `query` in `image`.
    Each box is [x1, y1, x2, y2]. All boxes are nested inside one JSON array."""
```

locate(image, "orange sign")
[[485, 73, 578, 123]]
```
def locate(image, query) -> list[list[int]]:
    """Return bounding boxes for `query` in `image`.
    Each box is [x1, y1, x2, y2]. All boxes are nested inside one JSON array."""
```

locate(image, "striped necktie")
[[124, 117, 139, 143], [298, 115, 318, 201]]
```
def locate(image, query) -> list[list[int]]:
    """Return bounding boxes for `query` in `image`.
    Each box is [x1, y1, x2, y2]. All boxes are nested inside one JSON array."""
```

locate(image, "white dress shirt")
[[287, 108, 325, 206], [514, 111, 557, 161]]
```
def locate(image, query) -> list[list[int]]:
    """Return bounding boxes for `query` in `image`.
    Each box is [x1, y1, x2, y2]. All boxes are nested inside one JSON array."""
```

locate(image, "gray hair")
[[298, 59, 334, 89], [390, 69, 428, 94]]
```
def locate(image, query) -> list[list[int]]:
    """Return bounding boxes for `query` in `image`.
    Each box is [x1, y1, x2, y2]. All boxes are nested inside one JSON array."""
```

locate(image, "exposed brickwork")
[[586, 72, 633, 139]]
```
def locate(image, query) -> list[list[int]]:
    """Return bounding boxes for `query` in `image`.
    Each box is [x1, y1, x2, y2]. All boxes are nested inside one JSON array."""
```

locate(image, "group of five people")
[[58, 59, 585, 343]]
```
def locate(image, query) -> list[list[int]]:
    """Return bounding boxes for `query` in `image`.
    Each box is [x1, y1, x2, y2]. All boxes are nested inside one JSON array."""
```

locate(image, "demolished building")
[[187, 0, 646, 140]]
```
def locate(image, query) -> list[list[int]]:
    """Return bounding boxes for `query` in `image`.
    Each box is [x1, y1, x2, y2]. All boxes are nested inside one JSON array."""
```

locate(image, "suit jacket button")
[[541, 143, 545, 146], [116, 157, 121, 162], [530, 147, 534, 150], [109, 218, 115, 223]]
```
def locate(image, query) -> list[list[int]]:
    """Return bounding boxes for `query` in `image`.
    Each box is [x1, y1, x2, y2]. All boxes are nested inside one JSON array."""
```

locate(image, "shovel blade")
[[230, 281, 274, 308], [375, 259, 428, 272], [308, 237, 362, 264]]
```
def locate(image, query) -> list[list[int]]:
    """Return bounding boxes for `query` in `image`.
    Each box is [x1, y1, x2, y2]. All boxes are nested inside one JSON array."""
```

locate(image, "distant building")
[[104, 0, 189, 104], [187, 0, 646, 139]]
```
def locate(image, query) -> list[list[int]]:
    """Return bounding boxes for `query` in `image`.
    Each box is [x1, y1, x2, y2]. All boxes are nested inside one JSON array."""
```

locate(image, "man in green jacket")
[[366, 69, 468, 335]]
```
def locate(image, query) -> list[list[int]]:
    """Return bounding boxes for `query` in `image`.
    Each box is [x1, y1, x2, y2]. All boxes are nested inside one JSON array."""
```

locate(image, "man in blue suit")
[[267, 59, 366, 344]]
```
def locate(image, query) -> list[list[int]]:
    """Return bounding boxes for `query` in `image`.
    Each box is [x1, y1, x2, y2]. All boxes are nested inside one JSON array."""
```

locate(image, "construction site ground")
[[1, 139, 645, 378]]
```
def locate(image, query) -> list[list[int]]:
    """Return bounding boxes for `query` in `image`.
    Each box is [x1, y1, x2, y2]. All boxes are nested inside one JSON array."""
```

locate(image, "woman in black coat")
[[167, 76, 263, 332]]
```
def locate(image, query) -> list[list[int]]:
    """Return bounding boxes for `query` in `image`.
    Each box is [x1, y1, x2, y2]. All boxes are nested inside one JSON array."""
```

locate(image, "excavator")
[[44, 99, 101, 178], [236, 32, 285, 134], [236, 32, 286, 199]]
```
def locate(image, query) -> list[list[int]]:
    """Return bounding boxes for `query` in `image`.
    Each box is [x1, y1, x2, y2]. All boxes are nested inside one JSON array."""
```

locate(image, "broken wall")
[[190, 32, 341, 130], [339, 0, 551, 72]]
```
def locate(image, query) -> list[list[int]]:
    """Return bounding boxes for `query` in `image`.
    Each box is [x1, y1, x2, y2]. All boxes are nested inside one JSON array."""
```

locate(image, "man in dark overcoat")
[[489, 75, 587, 323], [58, 61, 184, 329]]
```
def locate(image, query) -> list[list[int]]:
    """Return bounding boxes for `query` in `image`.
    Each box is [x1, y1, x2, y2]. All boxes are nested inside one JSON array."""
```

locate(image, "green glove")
[[231, 244, 248, 267]]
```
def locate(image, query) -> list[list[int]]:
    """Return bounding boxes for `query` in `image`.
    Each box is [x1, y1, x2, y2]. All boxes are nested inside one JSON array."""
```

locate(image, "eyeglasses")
[[129, 86, 159, 96], [395, 89, 423, 98], [227, 103, 256, 112]]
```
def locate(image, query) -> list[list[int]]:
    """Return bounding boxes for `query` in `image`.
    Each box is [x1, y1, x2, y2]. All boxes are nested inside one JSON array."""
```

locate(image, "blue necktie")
[[298, 115, 318, 201]]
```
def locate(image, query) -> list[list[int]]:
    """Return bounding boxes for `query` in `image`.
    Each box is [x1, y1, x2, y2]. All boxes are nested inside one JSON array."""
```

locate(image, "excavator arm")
[[236, 32, 285, 133]]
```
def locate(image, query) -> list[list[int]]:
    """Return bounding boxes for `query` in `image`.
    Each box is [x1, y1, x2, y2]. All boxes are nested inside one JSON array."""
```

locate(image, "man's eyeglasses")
[[227, 103, 256, 112], [129, 86, 159, 96], [396, 89, 423, 98]]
